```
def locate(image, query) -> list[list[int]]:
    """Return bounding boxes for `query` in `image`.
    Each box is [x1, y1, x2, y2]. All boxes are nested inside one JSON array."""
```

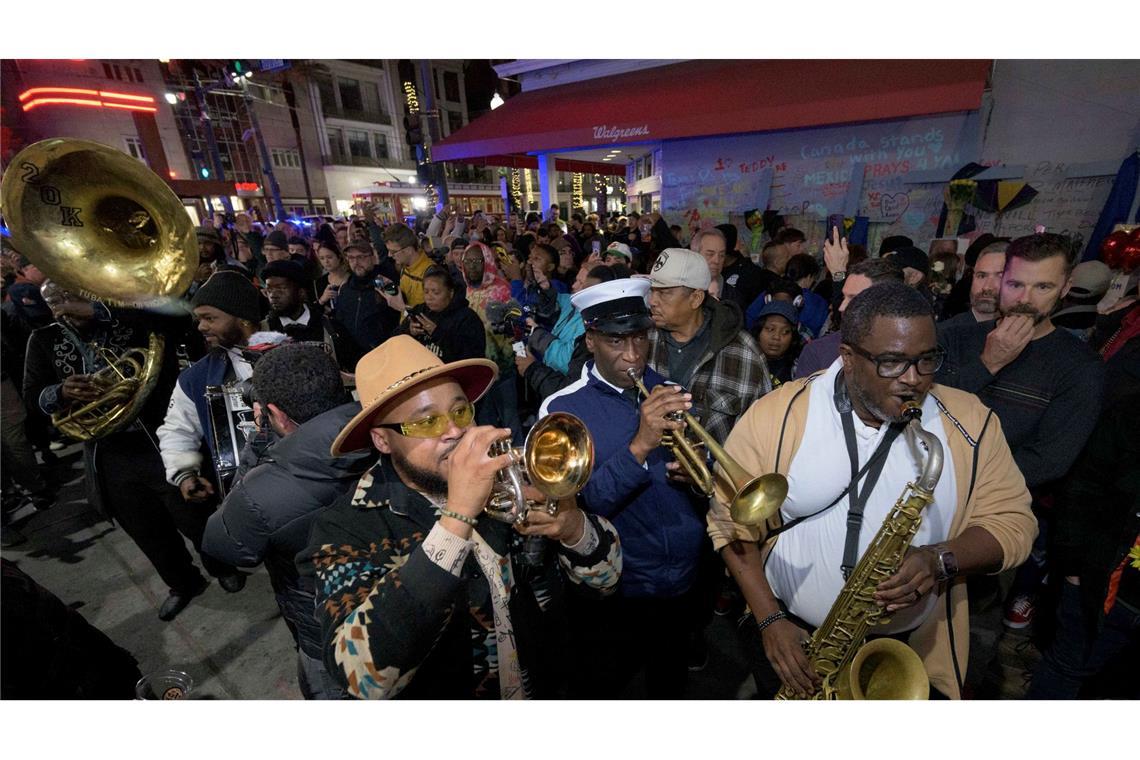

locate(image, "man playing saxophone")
[[709, 282, 1036, 699]]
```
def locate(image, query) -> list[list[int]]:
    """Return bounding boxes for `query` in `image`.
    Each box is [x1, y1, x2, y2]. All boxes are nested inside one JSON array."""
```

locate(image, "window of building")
[[103, 62, 113, 79], [636, 158, 645, 180], [316, 76, 337, 113], [347, 130, 371, 159], [443, 71, 461, 102], [327, 128, 345, 160], [374, 134, 389, 160], [359, 81, 382, 116], [338, 78, 364, 112], [123, 137, 147, 164], [271, 148, 301, 169], [644, 153, 653, 177], [134, 67, 144, 83], [447, 111, 464, 135]]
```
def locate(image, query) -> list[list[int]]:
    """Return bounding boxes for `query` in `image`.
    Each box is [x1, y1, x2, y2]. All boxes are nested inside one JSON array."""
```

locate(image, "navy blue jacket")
[[540, 363, 705, 598]]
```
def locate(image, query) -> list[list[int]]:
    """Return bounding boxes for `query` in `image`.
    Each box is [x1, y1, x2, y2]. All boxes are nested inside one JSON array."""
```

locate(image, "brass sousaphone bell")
[[1, 139, 200, 439], [2, 138, 198, 305]]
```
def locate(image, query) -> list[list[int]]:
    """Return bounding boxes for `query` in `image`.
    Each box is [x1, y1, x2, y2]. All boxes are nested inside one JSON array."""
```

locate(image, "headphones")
[[765, 292, 804, 309]]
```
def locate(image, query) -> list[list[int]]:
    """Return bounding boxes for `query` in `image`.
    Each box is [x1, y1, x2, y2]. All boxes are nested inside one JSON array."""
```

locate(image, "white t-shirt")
[[766, 359, 957, 633]]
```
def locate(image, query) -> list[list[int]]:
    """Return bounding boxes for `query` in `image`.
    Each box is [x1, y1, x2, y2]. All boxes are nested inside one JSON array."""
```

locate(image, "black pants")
[[96, 432, 233, 593], [566, 589, 692, 699]]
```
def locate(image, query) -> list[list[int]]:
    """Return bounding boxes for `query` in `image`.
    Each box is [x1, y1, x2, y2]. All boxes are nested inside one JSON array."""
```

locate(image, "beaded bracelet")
[[755, 610, 787, 633], [439, 509, 477, 527]]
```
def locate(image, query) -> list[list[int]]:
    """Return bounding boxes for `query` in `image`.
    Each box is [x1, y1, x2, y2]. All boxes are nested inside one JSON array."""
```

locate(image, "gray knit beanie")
[[190, 271, 262, 322]]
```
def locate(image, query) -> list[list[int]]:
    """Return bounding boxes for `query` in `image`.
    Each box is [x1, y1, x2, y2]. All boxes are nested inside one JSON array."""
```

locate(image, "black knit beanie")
[[190, 271, 262, 322]]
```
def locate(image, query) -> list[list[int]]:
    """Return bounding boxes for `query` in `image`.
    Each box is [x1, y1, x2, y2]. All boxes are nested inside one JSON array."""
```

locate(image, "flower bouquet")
[[943, 179, 977, 237]]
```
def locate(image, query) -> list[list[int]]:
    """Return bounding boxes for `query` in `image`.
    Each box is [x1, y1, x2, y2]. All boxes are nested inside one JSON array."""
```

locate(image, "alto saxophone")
[[776, 400, 944, 700]]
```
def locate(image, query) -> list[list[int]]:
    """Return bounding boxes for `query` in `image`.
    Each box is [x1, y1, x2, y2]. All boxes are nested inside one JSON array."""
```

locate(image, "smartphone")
[[512, 340, 527, 358], [592, 240, 601, 254]]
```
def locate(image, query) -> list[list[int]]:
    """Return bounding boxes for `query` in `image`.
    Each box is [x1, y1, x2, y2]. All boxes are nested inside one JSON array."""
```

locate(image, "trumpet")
[[486, 412, 594, 524], [626, 368, 787, 525]]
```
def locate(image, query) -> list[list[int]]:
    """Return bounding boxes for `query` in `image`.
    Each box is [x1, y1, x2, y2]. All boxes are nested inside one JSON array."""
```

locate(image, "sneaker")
[[714, 587, 739, 616], [1003, 595, 1035, 629]]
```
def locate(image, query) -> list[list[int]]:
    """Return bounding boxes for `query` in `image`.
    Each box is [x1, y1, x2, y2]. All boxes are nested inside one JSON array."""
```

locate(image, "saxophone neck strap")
[[837, 370, 905, 580]]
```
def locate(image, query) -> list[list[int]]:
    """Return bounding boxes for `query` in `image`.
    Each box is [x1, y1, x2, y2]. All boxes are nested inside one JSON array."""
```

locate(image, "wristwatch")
[[832, 270, 847, 282], [923, 543, 959, 583]]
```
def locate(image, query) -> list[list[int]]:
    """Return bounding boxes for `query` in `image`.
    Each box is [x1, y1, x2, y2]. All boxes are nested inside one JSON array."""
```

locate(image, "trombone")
[[626, 368, 787, 526]]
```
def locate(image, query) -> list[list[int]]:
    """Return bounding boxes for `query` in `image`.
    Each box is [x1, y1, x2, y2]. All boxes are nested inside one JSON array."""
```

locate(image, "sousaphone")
[[1, 139, 200, 439]]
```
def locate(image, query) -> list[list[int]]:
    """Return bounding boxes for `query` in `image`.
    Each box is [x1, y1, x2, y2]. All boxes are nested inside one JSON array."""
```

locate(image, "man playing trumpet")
[[299, 335, 620, 699], [539, 279, 708, 698]]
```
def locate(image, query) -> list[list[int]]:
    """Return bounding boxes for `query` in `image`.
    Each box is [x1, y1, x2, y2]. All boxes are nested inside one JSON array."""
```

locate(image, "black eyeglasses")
[[847, 344, 946, 378]]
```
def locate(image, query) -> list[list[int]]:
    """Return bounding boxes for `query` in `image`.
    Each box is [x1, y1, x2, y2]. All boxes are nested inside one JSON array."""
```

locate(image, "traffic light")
[[404, 113, 423, 147], [200, 166, 211, 179], [229, 60, 255, 82]]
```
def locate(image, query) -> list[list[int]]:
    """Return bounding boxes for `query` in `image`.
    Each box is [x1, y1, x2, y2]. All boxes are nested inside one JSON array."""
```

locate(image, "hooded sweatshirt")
[[395, 290, 487, 363], [460, 242, 515, 374]]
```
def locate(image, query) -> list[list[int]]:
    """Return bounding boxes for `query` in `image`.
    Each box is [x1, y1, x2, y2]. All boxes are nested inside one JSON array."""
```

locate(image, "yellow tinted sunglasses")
[[375, 402, 476, 438]]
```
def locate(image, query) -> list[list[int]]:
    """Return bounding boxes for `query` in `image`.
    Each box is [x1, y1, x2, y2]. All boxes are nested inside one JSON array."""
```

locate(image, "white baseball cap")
[[646, 248, 712, 290]]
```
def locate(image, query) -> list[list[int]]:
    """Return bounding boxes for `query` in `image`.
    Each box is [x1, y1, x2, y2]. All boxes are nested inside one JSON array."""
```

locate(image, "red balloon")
[[1120, 242, 1140, 273], [1101, 230, 1130, 269]]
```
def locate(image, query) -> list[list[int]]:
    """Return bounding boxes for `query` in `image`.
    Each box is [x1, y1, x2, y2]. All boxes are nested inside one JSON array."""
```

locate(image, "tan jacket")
[[708, 374, 1037, 699]]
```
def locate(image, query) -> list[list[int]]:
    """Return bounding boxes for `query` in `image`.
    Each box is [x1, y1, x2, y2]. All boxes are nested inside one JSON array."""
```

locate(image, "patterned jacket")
[[298, 457, 621, 699], [648, 297, 771, 445]]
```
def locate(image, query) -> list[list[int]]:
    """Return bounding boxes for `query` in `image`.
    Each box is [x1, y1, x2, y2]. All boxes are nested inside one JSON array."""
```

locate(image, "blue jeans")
[[1025, 581, 1140, 699]]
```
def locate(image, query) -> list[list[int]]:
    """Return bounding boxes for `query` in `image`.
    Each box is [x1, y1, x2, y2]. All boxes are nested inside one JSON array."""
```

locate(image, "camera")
[[489, 302, 530, 339], [374, 278, 400, 297]]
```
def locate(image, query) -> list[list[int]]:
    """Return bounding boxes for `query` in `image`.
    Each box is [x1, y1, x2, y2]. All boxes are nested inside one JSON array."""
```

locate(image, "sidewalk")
[[4, 448, 301, 700]]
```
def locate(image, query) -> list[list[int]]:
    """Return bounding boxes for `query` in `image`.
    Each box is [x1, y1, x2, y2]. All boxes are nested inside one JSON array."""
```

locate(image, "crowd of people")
[[1, 200, 1137, 700]]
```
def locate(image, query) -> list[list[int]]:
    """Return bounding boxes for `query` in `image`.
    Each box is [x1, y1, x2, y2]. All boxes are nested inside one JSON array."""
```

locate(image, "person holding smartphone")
[[394, 266, 487, 363]]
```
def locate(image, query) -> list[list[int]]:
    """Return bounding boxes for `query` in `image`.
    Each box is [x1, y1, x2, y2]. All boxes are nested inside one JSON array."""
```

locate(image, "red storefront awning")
[[433, 59, 991, 162]]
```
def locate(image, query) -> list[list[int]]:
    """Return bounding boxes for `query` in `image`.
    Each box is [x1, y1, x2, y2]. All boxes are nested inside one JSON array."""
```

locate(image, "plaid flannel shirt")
[[648, 299, 771, 445]]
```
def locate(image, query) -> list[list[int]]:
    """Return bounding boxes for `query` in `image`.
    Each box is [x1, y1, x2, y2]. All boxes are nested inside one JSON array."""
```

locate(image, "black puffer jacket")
[[202, 402, 374, 657]]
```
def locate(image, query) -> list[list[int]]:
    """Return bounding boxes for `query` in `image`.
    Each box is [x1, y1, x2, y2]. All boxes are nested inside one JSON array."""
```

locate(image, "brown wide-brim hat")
[[330, 335, 498, 456]]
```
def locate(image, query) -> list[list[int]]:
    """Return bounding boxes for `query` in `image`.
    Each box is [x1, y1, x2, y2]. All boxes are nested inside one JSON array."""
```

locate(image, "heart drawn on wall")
[[880, 193, 910, 219]]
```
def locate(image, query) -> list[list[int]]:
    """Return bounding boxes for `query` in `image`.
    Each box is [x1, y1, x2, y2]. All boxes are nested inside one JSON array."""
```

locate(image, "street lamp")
[[164, 93, 178, 105], [490, 92, 504, 110]]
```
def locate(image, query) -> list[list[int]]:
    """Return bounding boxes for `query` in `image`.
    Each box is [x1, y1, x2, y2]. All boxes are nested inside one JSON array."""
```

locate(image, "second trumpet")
[[625, 368, 787, 525]]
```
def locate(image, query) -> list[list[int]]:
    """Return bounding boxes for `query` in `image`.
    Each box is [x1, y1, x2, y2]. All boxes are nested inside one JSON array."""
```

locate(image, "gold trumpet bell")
[[1, 139, 198, 305], [728, 472, 789, 527], [524, 412, 594, 500], [843, 637, 930, 700]]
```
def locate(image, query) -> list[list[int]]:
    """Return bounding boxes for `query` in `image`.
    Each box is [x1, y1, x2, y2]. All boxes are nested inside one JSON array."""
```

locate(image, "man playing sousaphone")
[[22, 282, 240, 621], [709, 282, 1036, 699], [298, 335, 621, 699]]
